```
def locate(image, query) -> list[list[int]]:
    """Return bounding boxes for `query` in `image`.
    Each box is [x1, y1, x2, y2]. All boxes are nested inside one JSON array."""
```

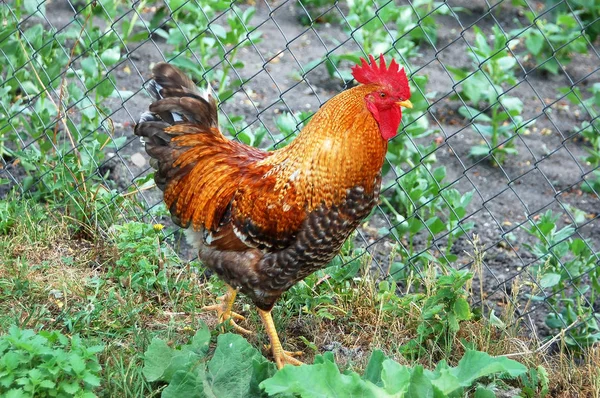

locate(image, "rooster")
[[134, 54, 412, 368]]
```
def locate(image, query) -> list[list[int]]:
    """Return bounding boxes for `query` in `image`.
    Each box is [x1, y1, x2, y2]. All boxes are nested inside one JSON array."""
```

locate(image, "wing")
[[135, 62, 310, 254]]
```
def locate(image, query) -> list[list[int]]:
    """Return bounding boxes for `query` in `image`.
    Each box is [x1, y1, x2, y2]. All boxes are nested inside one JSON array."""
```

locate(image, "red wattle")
[[368, 104, 401, 140]]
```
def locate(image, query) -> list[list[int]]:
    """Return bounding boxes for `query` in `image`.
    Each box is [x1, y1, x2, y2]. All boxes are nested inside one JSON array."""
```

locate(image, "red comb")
[[351, 54, 410, 99]]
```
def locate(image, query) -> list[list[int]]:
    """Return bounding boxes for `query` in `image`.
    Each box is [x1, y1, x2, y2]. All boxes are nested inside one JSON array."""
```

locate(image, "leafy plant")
[[379, 265, 474, 359], [520, 365, 550, 398], [313, 0, 448, 82], [450, 25, 534, 164], [560, 82, 600, 193], [262, 349, 526, 397], [154, 1, 261, 100], [110, 222, 178, 292], [0, 325, 103, 397], [285, 236, 367, 321], [380, 74, 474, 270], [144, 325, 527, 397], [523, 210, 600, 348], [514, 11, 589, 75], [542, 0, 600, 42], [143, 325, 277, 398], [0, 3, 131, 232]]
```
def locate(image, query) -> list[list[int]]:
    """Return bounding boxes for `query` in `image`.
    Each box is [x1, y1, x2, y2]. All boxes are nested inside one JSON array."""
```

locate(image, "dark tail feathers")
[[134, 63, 219, 185]]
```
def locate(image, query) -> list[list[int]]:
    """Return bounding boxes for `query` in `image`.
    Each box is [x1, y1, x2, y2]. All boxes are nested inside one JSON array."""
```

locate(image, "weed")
[[0, 325, 103, 397], [109, 222, 173, 292], [155, 1, 261, 100], [450, 25, 533, 165], [519, 365, 550, 398], [514, 11, 589, 75], [378, 264, 474, 361], [538, 0, 600, 42], [561, 82, 600, 193], [523, 210, 600, 349], [313, 0, 444, 82]]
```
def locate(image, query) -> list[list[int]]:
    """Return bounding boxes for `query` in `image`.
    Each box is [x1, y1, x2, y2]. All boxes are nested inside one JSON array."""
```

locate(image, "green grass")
[[1, 197, 599, 397]]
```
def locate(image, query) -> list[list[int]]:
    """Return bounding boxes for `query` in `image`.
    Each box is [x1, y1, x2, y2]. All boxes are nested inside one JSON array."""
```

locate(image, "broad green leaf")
[[451, 350, 527, 386], [499, 96, 523, 114], [80, 57, 98, 78], [210, 24, 227, 39], [38, 380, 55, 389], [381, 359, 410, 394], [260, 357, 382, 397], [162, 369, 205, 398], [100, 48, 121, 66], [190, 324, 211, 356], [426, 217, 446, 235], [458, 106, 491, 123], [363, 350, 386, 385], [525, 31, 544, 55], [82, 372, 101, 387], [142, 338, 174, 382], [407, 366, 434, 398], [453, 297, 471, 321], [207, 333, 275, 398], [470, 145, 490, 157], [540, 273, 561, 288], [70, 353, 86, 374], [475, 386, 497, 398]]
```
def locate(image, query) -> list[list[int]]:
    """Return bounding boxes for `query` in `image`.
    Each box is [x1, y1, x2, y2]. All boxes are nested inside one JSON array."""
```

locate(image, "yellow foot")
[[258, 308, 305, 369], [202, 286, 252, 335], [266, 345, 304, 368]]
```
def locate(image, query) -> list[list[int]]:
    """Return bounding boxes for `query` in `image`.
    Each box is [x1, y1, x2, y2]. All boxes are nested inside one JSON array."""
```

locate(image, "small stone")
[[130, 152, 147, 168]]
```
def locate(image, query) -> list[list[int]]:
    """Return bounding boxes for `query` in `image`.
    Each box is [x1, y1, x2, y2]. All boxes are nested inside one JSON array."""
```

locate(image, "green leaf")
[[499, 96, 523, 113], [453, 297, 471, 321], [363, 350, 386, 385], [475, 386, 497, 398], [260, 356, 380, 397], [142, 338, 174, 382], [100, 48, 121, 66], [38, 379, 55, 389], [470, 145, 490, 157], [407, 366, 434, 398], [525, 31, 545, 55], [80, 57, 98, 78], [451, 350, 527, 386], [426, 217, 446, 235], [381, 359, 411, 394], [70, 353, 86, 374], [24, 0, 45, 15], [162, 369, 204, 398], [60, 381, 80, 394], [458, 106, 491, 123], [207, 333, 275, 398], [210, 24, 227, 39], [5, 389, 27, 398], [539, 273, 561, 288], [82, 372, 101, 387]]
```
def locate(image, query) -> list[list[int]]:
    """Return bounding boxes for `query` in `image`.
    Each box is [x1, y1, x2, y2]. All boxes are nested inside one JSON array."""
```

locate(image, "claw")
[[264, 344, 304, 368], [202, 287, 252, 335]]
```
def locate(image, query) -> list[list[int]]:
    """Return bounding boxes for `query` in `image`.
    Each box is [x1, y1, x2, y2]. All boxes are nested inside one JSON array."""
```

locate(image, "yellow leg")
[[202, 285, 252, 335], [258, 308, 303, 369]]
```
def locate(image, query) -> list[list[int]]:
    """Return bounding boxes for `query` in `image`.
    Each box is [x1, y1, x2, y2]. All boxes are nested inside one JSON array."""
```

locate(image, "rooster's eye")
[[379, 92, 386, 98]]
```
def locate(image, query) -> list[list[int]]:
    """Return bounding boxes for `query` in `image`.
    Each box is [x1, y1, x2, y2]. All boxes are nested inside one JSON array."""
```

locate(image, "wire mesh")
[[1, 0, 599, 349]]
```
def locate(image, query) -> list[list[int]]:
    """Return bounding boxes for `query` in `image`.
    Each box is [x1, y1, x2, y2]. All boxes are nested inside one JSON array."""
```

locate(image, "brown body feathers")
[[135, 62, 391, 310]]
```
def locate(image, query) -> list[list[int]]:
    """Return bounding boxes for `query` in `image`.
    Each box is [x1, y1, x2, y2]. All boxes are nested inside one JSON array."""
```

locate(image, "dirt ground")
[[4, 0, 599, 339]]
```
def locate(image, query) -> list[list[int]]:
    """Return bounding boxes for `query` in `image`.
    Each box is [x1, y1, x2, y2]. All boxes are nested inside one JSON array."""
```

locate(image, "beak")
[[396, 99, 413, 109]]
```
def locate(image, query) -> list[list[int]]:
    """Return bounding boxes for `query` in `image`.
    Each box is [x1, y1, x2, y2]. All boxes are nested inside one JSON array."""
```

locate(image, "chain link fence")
[[1, 0, 599, 350]]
